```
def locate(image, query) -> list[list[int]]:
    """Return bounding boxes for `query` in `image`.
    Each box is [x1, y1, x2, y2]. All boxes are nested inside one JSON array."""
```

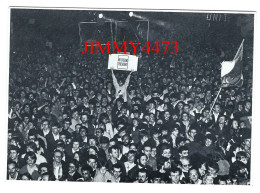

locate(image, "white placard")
[[108, 54, 138, 71]]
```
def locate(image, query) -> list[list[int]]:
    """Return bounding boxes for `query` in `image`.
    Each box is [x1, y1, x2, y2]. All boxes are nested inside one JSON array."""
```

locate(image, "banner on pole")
[[108, 54, 138, 71], [221, 39, 244, 87]]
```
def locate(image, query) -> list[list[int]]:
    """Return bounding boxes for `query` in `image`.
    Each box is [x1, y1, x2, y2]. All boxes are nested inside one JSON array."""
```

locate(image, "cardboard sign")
[[108, 54, 138, 71]]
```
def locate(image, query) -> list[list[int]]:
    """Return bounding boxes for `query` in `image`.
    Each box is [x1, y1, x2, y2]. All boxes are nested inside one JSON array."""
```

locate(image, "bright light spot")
[[98, 13, 103, 19], [129, 12, 133, 17]]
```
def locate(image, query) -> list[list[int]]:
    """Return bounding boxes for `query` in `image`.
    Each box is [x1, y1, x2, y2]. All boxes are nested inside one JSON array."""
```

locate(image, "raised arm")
[[124, 71, 133, 88], [111, 69, 119, 89]]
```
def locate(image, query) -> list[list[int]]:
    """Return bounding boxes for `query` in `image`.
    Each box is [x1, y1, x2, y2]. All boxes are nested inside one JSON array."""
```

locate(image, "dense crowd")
[[7, 39, 252, 185]]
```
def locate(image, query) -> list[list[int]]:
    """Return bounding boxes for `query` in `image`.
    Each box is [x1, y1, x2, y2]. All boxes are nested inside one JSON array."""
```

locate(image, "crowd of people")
[[7, 38, 252, 185]]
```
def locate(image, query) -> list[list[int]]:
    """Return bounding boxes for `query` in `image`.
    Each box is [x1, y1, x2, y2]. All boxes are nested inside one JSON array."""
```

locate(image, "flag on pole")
[[221, 39, 244, 87]]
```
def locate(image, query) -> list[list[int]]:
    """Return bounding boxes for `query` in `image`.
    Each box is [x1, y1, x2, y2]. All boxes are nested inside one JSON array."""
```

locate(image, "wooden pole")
[[210, 87, 222, 114]]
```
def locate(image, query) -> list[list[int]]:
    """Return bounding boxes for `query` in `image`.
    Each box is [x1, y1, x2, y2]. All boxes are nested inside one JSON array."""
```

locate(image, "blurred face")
[[151, 148, 157, 158], [72, 142, 80, 150], [205, 138, 212, 147], [244, 139, 251, 148], [21, 175, 30, 180], [8, 163, 17, 177], [138, 172, 147, 183], [164, 111, 170, 120], [26, 156, 35, 166], [170, 171, 180, 184], [40, 167, 48, 175], [100, 166, 107, 174], [88, 158, 97, 169], [127, 153, 135, 163], [208, 166, 217, 176], [122, 135, 130, 145], [189, 169, 199, 182], [182, 113, 189, 121], [89, 139, 96, 147], [68, 163, 76, 174], [199, 163, 207, 176], [113, 168, 121, 178], [139, 155, 147, 166], [232, 120, 238, 129], [215, 105, 221, 113], [72, 111, 79, 119], [143, 146, 151, 157], [180, 150, 189, 157], [181, 159, 190, 172], [111, 149, 119, 159], [164, 160, 171, 169], [172, 128, 179, 137], [52, 126, 59, 135], [190, 129, 197, 138], [9, 150, 18, 160], [129, 145, 137, 152], [204, 175, 214, 184], [82, 170, 91, 180], [53, 152, 62, 163], [162, 149, 171, 159], [142, 135, 148, 143], [42, 121, 49, 130]]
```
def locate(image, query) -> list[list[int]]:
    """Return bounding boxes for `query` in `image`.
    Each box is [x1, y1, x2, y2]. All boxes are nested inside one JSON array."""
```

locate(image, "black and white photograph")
[[4, 3, 256, 187]]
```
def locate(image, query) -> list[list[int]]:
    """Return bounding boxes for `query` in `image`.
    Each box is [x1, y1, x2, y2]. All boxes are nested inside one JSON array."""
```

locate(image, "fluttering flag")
[[221, 39, 244, 87]]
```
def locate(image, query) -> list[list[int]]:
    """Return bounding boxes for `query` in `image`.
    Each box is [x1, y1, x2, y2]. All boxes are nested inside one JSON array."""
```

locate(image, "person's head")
[[8, 145, 19, 160], [41, 119, 49, 130], [122, 134, 131, 146], [51, 124, 59, 135], [203, 173, 214, 184], [41, 172, 55, 181], [21, 173, 32, 180], [129, 143, 137, 152], [112, 163, 122, 179], [205, 134, 215, 147], [24, 151, 37, 166], [71, 139, 80, 151], [151, 128, 160, 140], [140, 130, 149, 143], [169, 165, 182, 184], [68, 159, 79, 174], [189, 168, 199, 183], [108, 145, 120, 159], [236, 151, 248, 164], [38, 163, 50, 175], [88, 136, 98, 147], [207, 161, 219, 176], [87, 155, 98, 170], [180, 156, 191, 172], [81, 113, 88, 124], [142, 142, 152, 158], [217, 175, 228, 185], [189, 128, 197, 139], [181, 112, 189, 121], [26, 141, 37, 153], [72, 110, 79, 120], [137, 169, 148, 183], [53, 149, 63, 163], [138, 153, 148, 167], [214, 103, 221, 113], [161, 145, 172, 159], [170, 125, 180, 137], [98, 161, 108, 174], [127, 150, 136, 163], [7, 161, 19, 177], [99, 136, 109, 150], [157, 156, 171, 170], [81, 165, 93, 181], [178, 146, 189, 158]]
